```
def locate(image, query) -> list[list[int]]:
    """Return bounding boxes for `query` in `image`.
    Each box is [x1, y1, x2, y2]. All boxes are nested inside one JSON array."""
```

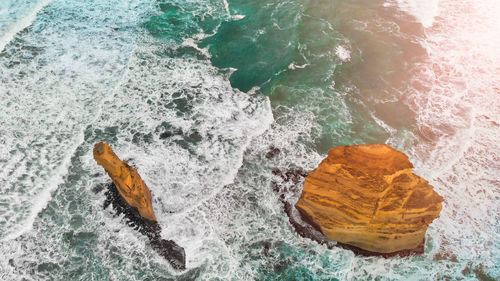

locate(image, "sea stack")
[[295, 144, 443, 255], [93, 142, 186, 270], [93, 142, 157, 222]]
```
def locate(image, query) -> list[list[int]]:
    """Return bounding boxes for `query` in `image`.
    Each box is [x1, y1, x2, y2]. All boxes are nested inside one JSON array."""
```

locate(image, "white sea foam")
[[335, 45, 351, 62], [0, 0, 154, 241], [95, 44, 273, 215], [71, 42, 272, 274], [0, 0, 273, 275], [233, 14, 245, 20], [0, 0, 52, 53], [395, 0, 500, 276], [181, 38, 211, 58], [371, 112, 397, 137], [174, 106, 324, 279], [223, 0, 230, 16], [287, 62, 308, 70], [394, 0, 440, 27], [1, 133, 82, 242]]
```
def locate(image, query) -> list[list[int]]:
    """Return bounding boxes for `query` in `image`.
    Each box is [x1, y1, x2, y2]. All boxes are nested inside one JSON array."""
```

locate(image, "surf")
[[0, 0, 52, 53]]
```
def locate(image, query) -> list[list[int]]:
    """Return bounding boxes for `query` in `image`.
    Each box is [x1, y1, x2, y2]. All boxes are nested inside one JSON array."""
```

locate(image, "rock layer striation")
[[295, 144, 443, 254], [94, 142, 157, 222]]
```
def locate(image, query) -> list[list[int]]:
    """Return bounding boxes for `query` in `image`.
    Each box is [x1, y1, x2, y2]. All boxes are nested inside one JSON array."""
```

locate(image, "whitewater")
[[0, 0, 499, 280]]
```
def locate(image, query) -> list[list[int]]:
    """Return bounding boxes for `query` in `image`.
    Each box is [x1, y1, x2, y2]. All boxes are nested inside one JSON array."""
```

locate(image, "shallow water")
[[0, 0, 498, 280]]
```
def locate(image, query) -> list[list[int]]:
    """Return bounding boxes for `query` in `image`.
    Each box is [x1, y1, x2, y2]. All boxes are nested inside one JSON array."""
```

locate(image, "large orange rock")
[[295, 144, 443, 254], [93, 142, 157, 223]]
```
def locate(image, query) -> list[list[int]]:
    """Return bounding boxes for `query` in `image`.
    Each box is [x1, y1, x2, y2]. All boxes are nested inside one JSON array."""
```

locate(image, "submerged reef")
[[295, 144, 443, 255], [94, 142, 185, 270]]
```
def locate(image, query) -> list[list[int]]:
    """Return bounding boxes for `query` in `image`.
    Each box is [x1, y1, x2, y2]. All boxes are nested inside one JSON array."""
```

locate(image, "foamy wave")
[[0, 0, 155, 241], [287, 62, 309, 70], [398, 0, 500, 276], [81, 43, 272, 272], [0, 0, 52, 53], [181, 38, 211, 58], [394, 0, 440, 27], [0, 6, 273, 276], [335, 45, 351, 62], [233, 14, 245, 20]]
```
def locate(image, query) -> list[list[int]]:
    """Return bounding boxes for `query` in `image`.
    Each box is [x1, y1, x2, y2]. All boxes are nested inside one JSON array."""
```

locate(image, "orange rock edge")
[[295, 144, 443, 254], [93, 142, 157, 223]]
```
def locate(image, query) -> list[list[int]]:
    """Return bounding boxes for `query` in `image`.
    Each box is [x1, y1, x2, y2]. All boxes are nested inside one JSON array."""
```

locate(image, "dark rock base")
[[101, 182, 186, 270], [272, 168, 425, 258]]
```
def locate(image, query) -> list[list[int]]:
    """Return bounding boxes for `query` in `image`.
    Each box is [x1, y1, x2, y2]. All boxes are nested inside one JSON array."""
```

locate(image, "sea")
[[0, 0, 499, 280]]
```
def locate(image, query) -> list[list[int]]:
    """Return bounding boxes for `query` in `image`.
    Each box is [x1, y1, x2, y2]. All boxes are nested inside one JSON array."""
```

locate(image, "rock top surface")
[[295, 144, 443, 254], [93, 142, 157, 222]]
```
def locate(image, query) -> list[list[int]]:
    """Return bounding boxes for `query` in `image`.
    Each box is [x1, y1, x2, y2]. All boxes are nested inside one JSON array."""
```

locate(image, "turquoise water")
[[0, 0, 499, 280]]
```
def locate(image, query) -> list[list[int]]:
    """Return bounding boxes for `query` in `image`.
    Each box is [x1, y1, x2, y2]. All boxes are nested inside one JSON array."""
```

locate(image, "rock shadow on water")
[[271, 165, 425, 258], [271, 167, 336, 249], [92, 142, 186, 270], [99, 181, 186, 270]]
